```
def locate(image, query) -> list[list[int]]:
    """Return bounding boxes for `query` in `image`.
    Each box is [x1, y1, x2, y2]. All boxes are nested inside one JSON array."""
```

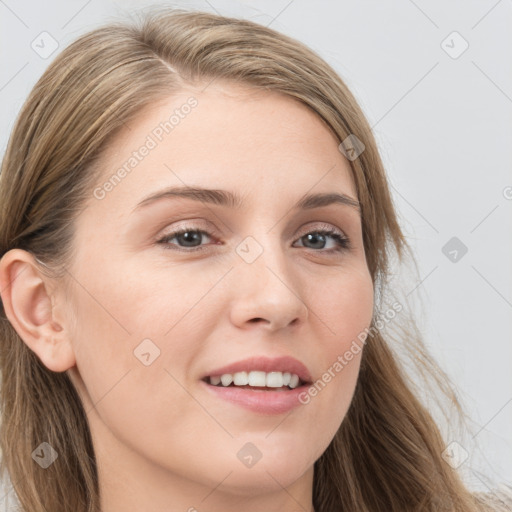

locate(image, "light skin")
[[0, 82, 374, 512]]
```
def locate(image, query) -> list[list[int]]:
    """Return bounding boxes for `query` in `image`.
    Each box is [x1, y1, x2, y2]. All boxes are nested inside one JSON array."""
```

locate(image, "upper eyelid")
[[159, 220, 347, 238]]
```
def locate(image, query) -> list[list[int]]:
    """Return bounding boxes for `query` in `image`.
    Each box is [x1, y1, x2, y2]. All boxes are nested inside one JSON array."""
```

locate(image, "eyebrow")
[[132, 186, 361, 215]]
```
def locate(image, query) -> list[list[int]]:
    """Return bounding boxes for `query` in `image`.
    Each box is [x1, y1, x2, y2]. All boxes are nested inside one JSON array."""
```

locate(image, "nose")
[[228, 236, 309, 332]]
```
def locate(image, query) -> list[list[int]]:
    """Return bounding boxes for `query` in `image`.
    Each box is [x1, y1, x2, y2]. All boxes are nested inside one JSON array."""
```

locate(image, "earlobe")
[[0, 248, 76, 373]]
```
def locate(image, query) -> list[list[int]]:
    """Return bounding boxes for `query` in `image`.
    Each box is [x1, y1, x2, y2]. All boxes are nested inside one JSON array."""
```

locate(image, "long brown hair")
[[0, 7, 508, 511]]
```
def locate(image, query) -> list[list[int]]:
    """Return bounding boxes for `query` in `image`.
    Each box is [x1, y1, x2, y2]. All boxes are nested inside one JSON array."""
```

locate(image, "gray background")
[[1, 0, 511, 507]]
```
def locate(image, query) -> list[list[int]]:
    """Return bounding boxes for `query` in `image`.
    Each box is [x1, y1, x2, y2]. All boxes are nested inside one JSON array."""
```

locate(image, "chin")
[[216, 462, 313, 497]]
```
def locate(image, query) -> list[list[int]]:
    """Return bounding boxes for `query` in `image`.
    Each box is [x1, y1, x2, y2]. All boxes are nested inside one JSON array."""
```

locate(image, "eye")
[[156, 224, 351, 254], [294, 226, 351, 253], [157, 227, 214, 252]]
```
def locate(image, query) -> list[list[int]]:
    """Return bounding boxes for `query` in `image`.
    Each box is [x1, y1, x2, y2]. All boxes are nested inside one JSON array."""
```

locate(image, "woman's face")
[[63, 82, 374, 503]]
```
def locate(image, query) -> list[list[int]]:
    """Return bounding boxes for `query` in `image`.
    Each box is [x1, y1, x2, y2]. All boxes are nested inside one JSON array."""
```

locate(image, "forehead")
[[83, 82, 357, 220]]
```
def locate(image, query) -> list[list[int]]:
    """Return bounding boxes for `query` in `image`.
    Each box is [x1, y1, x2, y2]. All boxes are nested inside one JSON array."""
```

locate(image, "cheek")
[[308, 263, 374, 342], [298, 265, 373, 430], [64, 260, 213, 424], [66, 282, 203, 465]]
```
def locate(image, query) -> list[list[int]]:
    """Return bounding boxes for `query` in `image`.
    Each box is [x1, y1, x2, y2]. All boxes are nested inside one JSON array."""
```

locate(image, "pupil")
[[180, 231, 200, 247], [305, 233, 325, 249]]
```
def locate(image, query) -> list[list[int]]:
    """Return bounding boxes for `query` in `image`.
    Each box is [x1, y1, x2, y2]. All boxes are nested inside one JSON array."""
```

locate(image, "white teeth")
[[210, 375, 221, 386], [220, 374, 233, 386], [248, 371, 266, 386], [233, 371, 249, 385], [289, 374, 299, 389], [208, 371, 303, 389], [266, 371, 283, 388]]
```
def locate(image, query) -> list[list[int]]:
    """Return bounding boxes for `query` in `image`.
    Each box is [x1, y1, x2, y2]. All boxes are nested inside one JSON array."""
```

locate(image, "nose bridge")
[[236, 229, 291, 286], [229, 229, 308, 329]]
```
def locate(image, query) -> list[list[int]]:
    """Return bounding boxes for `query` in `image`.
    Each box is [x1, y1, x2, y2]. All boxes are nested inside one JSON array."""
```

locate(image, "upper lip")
[[202, 355, 313, 384]]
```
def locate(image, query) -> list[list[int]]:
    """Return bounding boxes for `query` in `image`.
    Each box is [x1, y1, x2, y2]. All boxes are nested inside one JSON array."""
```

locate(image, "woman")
[[0, 7, 509, 512]]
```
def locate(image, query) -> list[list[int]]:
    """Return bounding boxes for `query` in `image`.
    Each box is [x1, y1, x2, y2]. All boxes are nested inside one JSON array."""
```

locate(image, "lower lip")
[[200, 380, 309, 415]]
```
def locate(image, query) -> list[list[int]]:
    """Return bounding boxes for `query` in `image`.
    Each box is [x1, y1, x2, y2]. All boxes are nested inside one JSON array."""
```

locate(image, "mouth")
[[201, 370, 311, 391], [200, 371, 312, 414], [199, 356, 314, 413]]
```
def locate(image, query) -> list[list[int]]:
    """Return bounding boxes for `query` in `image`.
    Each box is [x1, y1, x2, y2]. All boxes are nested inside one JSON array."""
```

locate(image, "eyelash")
[[156, 224, 351, 255]]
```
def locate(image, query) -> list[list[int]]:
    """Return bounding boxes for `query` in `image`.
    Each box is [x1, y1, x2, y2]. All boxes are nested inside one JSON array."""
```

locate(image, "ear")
[[0, 248, 76, 372]]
